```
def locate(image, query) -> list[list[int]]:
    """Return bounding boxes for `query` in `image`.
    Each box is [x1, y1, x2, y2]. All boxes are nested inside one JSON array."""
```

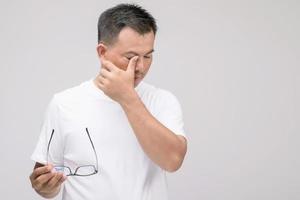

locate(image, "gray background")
[[0, 0, 299, 199]]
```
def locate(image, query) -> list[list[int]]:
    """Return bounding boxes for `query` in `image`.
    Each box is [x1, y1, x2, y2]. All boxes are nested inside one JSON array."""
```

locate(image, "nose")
[[135, 57, 144, 72]]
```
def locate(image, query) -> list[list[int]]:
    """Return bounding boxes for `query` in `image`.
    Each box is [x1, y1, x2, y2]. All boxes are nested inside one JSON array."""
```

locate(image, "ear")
[[96, 43, 107, 59]]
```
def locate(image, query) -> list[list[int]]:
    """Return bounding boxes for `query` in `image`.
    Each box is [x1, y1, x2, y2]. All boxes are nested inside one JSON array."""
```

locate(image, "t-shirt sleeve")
[[155, 90, 186, 138], [31, 95, 64, 165]]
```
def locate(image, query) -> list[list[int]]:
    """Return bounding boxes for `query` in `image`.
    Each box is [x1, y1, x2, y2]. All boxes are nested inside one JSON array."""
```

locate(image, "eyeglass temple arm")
[[46, 129, 55, 164], [85, 128, 99, 171]]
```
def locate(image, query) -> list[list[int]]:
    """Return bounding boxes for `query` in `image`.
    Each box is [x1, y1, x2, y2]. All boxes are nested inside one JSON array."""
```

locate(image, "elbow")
[[162, 135, 188, 172], [164, 147, 187, 172], [164, 155, 184, 172]]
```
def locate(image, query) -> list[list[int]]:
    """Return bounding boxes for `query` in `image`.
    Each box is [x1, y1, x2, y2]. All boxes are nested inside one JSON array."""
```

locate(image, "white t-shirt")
[[31, 78, 186, 200]]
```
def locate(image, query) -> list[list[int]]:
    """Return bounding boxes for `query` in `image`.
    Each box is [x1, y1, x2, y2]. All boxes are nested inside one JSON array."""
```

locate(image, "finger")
[[101, 59, 118, 72], [53, 174, 67, 188], [95, 80, 105, 91], [94, 76, 106, 92], [98, 74, 108, 85], [47, 172, 64, 189], [99, 67, 111, 79], [30, 164, 53, 180], [33, 171, 56, 189], [95, 76, 105, 87], [126, 56, 138, 73]]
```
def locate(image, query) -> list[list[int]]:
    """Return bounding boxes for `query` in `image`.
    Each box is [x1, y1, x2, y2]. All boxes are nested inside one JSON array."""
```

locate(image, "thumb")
[[126, 56, 138, 74]]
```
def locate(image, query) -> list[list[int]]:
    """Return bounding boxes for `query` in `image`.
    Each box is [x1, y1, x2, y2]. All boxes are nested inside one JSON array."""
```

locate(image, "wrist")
[[119, 89, 140, 109]]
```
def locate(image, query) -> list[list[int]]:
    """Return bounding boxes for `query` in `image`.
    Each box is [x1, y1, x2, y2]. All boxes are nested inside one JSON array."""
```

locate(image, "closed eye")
[[144, 53, 153, 59], [125, 57, 132, 60], [124, 54, 152, 60]]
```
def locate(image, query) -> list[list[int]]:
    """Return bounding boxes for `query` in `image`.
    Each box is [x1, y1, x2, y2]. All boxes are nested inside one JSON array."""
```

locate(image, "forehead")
[[111, 27, 155, 53]]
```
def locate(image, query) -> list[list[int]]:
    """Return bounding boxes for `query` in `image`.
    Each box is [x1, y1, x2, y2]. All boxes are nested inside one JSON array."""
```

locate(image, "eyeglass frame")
[[46, 128, 99, 176]]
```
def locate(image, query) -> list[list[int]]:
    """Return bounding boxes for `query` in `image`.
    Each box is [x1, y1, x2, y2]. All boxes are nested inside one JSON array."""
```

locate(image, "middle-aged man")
[[29, 3, 187, 200]]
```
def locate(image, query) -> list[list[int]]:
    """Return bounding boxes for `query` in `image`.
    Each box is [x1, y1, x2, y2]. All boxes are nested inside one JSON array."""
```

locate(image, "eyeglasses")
[[46, 128, 99, 176]]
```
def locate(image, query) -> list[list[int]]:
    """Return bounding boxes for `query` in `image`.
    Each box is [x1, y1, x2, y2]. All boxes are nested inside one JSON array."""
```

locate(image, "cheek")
[[107, 54, 128, 71], [144, 58, 152, 71], [115, 59, 128, 71]]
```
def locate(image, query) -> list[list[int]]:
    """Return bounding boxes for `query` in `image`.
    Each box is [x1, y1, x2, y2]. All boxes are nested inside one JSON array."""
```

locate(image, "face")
[[97, 27, 155, 87]]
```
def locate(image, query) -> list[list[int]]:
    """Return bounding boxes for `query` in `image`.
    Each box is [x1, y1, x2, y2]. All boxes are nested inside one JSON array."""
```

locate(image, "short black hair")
[[97, 3, 157, 45]]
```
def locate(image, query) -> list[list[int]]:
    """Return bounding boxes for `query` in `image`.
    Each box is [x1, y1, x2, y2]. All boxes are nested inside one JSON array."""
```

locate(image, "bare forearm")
[[120, 94, 187, 172], [94, 58, 187, 171]]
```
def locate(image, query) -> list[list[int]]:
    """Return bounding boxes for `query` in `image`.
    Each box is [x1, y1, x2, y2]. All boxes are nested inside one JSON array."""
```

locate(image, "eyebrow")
[[123, 49, 155, 56]]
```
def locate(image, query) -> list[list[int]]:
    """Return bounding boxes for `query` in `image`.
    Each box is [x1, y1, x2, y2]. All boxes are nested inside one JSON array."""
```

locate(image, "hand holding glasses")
[[47, 128, 99, 176]]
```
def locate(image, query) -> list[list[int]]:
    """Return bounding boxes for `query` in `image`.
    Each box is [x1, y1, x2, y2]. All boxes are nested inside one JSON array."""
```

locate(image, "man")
[[29, 3, 187, 200]]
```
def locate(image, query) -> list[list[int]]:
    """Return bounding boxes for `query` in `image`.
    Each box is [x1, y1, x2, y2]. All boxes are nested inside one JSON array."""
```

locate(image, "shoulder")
[[49, 81, 87, 108], [143, 81, 178, 98], [53, 83, 85, 104], [138, 82, 181, 108]]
